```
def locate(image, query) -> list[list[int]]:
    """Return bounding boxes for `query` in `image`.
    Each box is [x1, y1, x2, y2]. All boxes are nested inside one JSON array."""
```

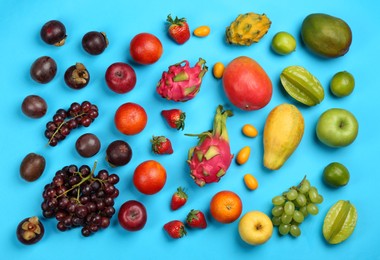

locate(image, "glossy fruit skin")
[[323, 200, 357, 244], [170, 187, 188, 210], [20, 153, 46, 182], [238, 211, 273, 245], [133, 160, 166, 195], [164, 220, 186, 239], [243, 174, 259, 190], [212, 62, 225, 79], [21, 95, 47, 118], [114, 102, 148, 135], [151, 136, 173, 155], [16, 217, 44, 245], [210, 190, 242, 224], [280, 66, 324, 106], [105, 140, 132, 167], [330, 71, 355, 97], [236, 146, 251, 165], [193, 26, 211, 37], [105, 62, 136, 94], [129, 33, 163, 65], [118, 200, 147, 231], [222, 56, 272, 110], [30, 56, 57, 84], [242, 124, 258, 138], [323, 162, 350, 187], [167, 14, 191, 44], [82, 31, 108, 55], [75, 133, 101, 158], [316, 108, 358, 147], [301, 13, 352, 58], [40, 20, 66, 46], [271, 31, 296, 55]]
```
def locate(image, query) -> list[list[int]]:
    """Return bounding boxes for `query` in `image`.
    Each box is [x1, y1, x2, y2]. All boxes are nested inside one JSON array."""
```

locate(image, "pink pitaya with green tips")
[[156, 58, 208, 102], [186, 105, 234, 187]]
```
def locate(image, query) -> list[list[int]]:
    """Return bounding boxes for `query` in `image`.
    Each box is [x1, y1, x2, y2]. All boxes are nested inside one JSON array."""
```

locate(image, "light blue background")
[[1, 0, 379, 259]]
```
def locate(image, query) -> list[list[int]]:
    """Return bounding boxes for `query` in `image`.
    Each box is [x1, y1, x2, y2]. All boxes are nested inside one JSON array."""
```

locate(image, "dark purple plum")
[[20, 153, 46, 182], [21, 95, 47, 118], [82, 31, 108, 55], [30, 56, 57, 84], [75, 133, 101, 158], [40, 20, 67, 46]]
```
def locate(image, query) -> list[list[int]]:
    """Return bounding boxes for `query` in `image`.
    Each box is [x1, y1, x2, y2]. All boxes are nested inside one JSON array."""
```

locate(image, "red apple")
[[118, 200, 147, 231], [105, 62, 137, 94], [222, 56, 272, 111]]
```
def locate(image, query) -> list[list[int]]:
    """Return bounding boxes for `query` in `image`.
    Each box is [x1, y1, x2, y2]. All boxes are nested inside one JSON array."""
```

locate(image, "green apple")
[[323, 162, 350, 187], [330, 71, 355, 97], [316, 108, 358, 147]]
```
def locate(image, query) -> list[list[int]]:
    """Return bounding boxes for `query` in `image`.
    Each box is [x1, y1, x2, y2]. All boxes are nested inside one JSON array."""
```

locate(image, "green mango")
[[301, 13, 352, 58]]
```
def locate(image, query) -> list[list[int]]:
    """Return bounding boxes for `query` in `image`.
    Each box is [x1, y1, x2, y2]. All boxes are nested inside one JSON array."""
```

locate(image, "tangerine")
[[133, 160, 166, 195], [114, 102, 147, 135], [210, 190, 243, 224]]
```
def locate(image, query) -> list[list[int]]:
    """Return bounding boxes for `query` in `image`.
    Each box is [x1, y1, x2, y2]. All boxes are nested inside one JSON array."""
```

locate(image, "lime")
[[330, 71, 355, 97], [271, 32, 296, 55], [323, 162, 350, 187]]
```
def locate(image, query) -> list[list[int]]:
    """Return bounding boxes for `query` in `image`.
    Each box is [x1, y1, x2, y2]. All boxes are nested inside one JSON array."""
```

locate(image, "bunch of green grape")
[[271, 177, 323, 237]]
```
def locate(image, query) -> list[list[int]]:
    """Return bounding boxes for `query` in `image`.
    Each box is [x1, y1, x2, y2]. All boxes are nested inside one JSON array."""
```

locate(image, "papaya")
[[301, 13, 352, 58], [263, 103, 304, 170]]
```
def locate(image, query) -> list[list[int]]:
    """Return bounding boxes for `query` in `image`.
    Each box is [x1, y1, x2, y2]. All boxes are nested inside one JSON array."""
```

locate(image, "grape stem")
[[56, 161, 98, 199], [295, 175, 307, 189], [47, 111, 87, 146]]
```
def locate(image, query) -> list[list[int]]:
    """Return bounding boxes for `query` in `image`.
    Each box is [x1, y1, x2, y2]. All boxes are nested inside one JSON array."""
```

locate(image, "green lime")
[[330, 71, 355, 97], [271, 32, 296, 55], [323, 162, 350, 187]]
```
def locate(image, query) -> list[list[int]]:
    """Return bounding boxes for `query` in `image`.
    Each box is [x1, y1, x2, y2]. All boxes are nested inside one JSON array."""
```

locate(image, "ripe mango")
[[263, 103, 304, 170], [301, 13, 352, 58]]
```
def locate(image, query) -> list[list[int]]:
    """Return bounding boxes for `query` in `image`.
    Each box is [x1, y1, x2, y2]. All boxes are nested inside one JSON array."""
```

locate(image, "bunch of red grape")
[[45, 101, 99, 146], [41, 163, 119, 237]]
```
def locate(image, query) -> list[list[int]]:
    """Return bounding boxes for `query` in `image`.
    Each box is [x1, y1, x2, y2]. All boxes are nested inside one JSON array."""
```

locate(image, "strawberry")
[[186, 209, 207, 229], [163, 220, 187, 239], [166, 14, 190, 45], [151, 136, 173, 155], [170, 187, 188, 210], [161, 109, 186, 130]]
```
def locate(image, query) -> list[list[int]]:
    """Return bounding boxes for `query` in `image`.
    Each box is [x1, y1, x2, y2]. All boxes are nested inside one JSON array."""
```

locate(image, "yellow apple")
[[238, 211, 273, 245]]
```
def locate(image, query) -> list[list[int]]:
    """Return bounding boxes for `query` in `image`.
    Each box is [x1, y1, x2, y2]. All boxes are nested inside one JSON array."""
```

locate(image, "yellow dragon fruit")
[[186, 105, 233, 187], [226, 12, 271, 46], [156, 58, 208, 102]]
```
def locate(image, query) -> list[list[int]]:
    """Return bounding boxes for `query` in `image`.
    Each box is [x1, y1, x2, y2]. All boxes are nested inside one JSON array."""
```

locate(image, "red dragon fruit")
[[156, 58, 208, 102], [186, 105, 234, 187]]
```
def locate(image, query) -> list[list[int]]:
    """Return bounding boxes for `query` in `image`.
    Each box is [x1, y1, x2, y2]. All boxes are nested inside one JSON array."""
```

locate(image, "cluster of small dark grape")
[[45, 101, 99, 146], [270, 177, 323, 237], [41, 163, 119, 237]]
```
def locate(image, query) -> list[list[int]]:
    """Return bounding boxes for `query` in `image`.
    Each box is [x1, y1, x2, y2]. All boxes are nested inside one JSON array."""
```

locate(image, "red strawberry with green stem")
[[167, 14, 190, 45], [170, 187, 188, 210], [161, 109, 186, 130], [163, 220, 187, 239], [186, 209, 207, 229], [151, 136, 173, 155]]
